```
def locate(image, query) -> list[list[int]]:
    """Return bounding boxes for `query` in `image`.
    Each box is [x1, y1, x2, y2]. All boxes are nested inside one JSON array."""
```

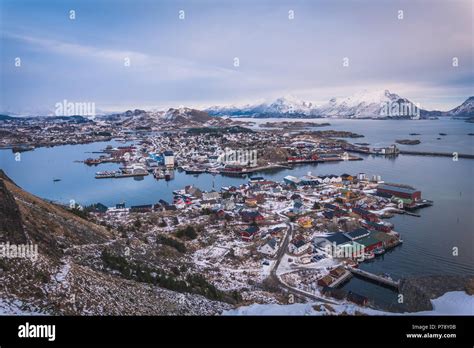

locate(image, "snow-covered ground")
[[223, 291, 474, 316], [416, 291, 474, 316], [0, 298, 48, 315]]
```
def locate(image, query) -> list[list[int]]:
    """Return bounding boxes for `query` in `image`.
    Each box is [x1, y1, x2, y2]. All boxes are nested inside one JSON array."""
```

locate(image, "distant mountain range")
[[206, 90, 474, 119], [2, 90, 472, 121]]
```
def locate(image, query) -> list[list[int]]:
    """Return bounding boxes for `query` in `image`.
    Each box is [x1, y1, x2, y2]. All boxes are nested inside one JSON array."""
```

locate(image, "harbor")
[[1, 119, 472, 311]]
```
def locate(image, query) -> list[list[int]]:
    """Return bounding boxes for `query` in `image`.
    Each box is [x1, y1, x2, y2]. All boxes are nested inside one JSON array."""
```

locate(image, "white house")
[[258, 238, 278, 256], [202, 191, 220, 201], [164, 151, 175, 168], [288, 239, 311, 255]]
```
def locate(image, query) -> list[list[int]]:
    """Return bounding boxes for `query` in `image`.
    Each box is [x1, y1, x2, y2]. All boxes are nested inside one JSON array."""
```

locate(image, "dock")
[[346, 266, 400, 290], [330, 269, 353, 287], [400, 150, 474, 159]]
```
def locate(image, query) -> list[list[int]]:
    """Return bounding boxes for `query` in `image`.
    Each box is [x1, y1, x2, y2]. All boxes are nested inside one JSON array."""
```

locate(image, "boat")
[[53, 178, 61, 182], [84, 158, 102, 165], [164, 169, 174, 181], [183, 166, 206, 175], [373, 247, 385, 256], [153, 169, 165, 179], [95, 170, 119, 179], [364, 252, 375, 260]]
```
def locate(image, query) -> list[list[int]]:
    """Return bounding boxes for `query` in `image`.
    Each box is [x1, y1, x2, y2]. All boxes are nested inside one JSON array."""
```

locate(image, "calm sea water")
[[1, 119, 472, 310], [243, 117, 474, 154]]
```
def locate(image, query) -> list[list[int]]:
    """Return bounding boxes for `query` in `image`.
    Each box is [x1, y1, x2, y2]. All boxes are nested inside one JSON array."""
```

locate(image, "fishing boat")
[[164, 169, 173, 181], [153, 169, 165, 179], [95, 170, 119, 179], [183, 166, 206, 175], [373, 247, 386, 256], [364, 251, 375, 260]]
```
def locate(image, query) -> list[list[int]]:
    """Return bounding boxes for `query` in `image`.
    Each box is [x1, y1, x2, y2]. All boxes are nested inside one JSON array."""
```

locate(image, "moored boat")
[[364, 251, 375, 260], [373, 247, 385, 256]]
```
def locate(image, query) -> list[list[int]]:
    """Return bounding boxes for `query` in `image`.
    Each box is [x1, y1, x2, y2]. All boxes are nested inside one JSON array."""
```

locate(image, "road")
[[269, 213, 337, 305]]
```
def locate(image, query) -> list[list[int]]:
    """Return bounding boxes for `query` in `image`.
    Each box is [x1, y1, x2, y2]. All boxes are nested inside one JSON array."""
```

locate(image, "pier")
[[346, 266, 400, 290], [400, 150, 474, 159]]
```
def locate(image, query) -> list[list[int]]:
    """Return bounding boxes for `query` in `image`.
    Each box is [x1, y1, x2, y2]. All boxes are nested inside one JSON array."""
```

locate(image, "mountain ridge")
[[2, 92, 472, 120], [206, 91, 474, 119]]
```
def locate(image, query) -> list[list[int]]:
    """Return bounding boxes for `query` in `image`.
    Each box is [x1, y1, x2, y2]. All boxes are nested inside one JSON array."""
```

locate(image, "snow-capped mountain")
[[265, 96, 317, 115], [445, 96, 474, 117], [206, 90, 422, 118], [206, 96, 319, 118], [317, 90, 419, 118], [206, 90, 473, 119]]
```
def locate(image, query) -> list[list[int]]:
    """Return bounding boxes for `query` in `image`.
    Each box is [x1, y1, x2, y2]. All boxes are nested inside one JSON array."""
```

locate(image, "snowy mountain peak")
[[208, 90, 472, 119], [446, 96, 474, 116], [267, 95, 315, 114]]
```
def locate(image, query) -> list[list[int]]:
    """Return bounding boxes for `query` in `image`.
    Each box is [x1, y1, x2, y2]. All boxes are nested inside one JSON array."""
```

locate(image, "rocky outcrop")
[[399, 275, 474, 312], [0, 171, 26, 244]]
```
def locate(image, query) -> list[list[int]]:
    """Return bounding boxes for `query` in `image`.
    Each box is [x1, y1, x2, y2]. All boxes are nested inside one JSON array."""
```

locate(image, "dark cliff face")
[[0, 169, 113, 259], [399, 275, 474, 312], [0, 171, 27, 244]]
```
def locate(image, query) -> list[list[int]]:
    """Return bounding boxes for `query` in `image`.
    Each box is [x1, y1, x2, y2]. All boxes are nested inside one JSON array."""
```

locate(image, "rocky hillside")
[[98, 107, 233, 129], [399, 275, 474, 312], [0, 170, 231, 315]]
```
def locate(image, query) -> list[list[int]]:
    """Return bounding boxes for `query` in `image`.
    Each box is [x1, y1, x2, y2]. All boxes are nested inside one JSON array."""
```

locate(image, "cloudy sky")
[[1, 0, 472, 114]]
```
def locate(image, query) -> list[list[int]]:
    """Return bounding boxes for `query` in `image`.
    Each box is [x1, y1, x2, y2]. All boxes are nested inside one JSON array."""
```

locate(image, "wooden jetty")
[[346, 266, 400, 290]]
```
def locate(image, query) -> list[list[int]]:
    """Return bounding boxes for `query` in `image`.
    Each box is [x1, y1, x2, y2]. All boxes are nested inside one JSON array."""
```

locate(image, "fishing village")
[[0, 112, 445, 311], [81, 165, 432, 309]]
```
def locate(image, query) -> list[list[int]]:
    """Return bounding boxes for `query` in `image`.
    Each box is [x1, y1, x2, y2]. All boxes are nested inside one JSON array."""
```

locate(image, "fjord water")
[[0, 119, 472, 310]]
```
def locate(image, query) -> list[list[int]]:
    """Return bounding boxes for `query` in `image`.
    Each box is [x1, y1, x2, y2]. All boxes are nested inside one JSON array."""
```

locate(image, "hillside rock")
[[399, 275, 474, 312]]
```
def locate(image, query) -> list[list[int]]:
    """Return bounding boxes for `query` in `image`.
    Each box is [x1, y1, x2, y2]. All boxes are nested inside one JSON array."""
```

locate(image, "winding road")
[[269, 213, 337, 305]]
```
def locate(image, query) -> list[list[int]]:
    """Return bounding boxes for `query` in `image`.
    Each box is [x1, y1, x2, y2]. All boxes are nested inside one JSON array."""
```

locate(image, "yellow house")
[[297, 216, 313, 228], [245, 198, 258, 207]]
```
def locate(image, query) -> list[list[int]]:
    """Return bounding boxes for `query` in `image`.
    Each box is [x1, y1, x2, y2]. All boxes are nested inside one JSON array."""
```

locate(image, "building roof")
[[347, 291, 368, 304], [325, 233, 351, 246], [345, 228, 370, 240], [324, 203, 339, 210], [245, 226, 259, 234], [266, 238, 277, 249], [293, 201, 303, 209], [353, 207, 372, 215], [356, 233, 381, 247], [378, 183, 418, 195]]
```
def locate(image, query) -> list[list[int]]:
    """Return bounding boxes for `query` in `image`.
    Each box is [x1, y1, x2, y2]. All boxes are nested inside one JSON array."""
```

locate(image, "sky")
[[0, 0, 472, 115]]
